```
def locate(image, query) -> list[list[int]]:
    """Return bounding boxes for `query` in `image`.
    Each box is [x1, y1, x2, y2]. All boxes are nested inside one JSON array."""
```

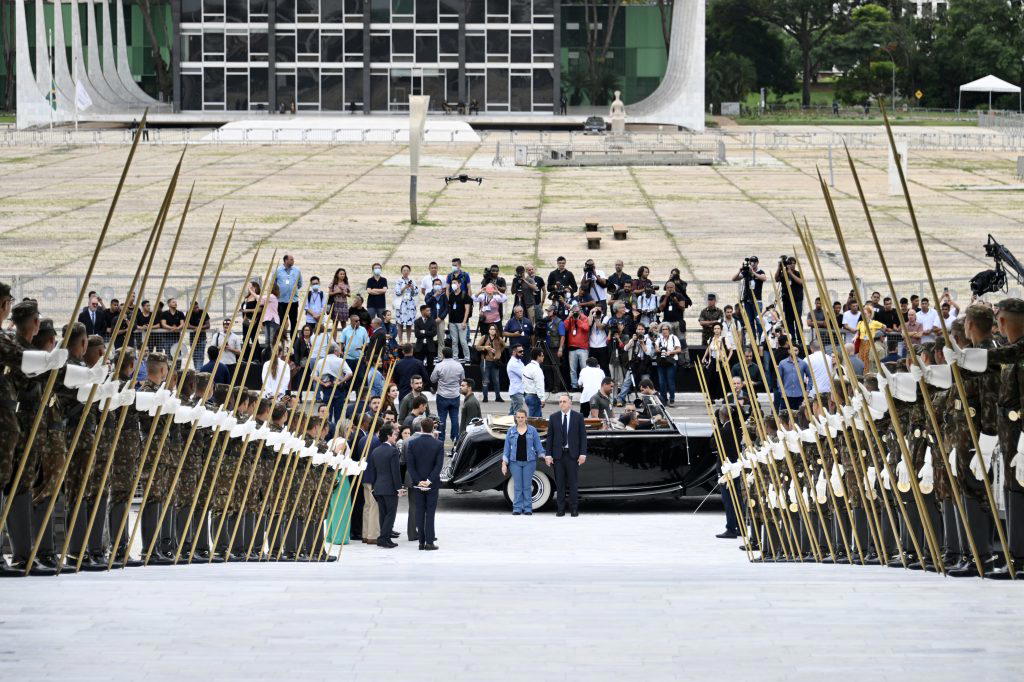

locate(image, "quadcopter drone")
[[444, 174, 483, 185]]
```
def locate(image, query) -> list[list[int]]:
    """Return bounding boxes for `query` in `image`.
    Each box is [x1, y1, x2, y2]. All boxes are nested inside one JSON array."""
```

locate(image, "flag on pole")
[[49, 78, 58, 111], [75, 79, 93, 111]]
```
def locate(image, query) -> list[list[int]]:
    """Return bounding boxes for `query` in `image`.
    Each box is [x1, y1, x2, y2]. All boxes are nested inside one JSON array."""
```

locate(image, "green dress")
[[324, 474, 353, 545]]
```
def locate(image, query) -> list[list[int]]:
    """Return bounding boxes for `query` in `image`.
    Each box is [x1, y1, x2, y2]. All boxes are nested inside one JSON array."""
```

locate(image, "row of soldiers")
[[0, 284, 375, 577], [711, 299, 1024, 579]]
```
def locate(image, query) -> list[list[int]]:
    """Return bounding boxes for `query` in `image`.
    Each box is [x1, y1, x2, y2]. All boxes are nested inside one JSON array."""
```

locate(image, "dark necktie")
[[563, 414, 569, 448]]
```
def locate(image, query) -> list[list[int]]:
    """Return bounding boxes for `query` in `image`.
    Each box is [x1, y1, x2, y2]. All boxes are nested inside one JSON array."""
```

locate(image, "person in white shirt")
[[577, 356, 606, 416], [419, 261, 441, 298], [916, 297, 942, 343], [805, 340, 834, 398], [262, 346, 291, 398], [841, 302, 861, 344], [721, 305, 742, 350], [208, 317, 242, 365], [522, 348, 548, 418], [310, 327, 334, 365], [634, 288, 659, 328], [939, 293, 960, 330], [315, 342, 354, 423], [304, 276, 326, 330]]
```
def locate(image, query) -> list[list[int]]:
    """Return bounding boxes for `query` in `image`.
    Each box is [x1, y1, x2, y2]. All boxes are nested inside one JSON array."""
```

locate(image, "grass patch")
[[0, 156, 31, 163], [734, 116, 976, 127]]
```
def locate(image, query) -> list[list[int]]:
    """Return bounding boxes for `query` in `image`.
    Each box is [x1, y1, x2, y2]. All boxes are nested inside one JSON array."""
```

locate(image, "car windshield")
[[586, 117, 604, 125], [636, 394, 672, 427]]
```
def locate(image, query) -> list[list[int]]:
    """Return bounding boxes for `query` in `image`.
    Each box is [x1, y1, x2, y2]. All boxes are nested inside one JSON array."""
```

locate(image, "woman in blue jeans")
[[653, 322, 682, 405], [501, 410, 545, 515]]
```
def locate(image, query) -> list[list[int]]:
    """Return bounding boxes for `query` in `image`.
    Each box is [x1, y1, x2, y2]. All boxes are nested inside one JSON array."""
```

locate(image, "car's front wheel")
[[502, 469, 553, 511]]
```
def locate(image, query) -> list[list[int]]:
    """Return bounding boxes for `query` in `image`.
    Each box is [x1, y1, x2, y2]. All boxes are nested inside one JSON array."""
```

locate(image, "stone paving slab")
[[2, 491, 1023, 681]]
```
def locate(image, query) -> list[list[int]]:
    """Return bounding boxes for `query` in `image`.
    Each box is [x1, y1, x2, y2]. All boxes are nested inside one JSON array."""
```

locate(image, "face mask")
[[311, 284, 320, 292], [434, 285, 443, 293], [451, 265, 458, 272], [373, 268, 382, 276]]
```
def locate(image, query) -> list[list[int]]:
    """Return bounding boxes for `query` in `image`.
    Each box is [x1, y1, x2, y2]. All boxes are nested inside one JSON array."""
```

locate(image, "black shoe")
[[422, 543, 438, 550], [226, 552, 248, 562], [863, 552, 882, 566], [0, 559, 24, 578], [79, 553, 111, 572], [148, 551, 177, 566], [948, 557, 986, 577], [408, 537, 419, 542], [556, 511, 565, 517], [512, 511, 521, 516], [377, 540, 398, 548], [37, 554, 78, 574], [9, 558, 58, 577], [350, 535, 362, 542], [495, 397, 504, 403], [419, 544, 425, 550], [194, 550, 213, 562], [984, 557, 1018, 580], [389, 531, 400, 539], [887, 554, 908, 568], [482, 396, 489, 403], [571, 511, 579, 517], [525, 512, 532, 516], [716, 530, 740, 539], [325, 555, 338, 562]]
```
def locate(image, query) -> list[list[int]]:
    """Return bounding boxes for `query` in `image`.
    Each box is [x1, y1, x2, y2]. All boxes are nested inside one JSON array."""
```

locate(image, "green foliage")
[[707, 0, 797, 94], [706, 52, 757, 109]]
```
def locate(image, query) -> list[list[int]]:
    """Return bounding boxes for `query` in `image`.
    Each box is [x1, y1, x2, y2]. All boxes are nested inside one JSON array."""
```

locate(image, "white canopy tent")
[[958, 74, 1021, 112]]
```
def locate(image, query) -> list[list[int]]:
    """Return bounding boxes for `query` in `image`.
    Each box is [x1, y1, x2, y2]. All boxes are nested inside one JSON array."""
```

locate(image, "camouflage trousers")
[[64, 431, 109, 502], [243, 451, 274, 514], [27, 427, 66, 502], [210, 453, 241, 514], [999, 418, 1024, 494], [0, 407, 20, 491]]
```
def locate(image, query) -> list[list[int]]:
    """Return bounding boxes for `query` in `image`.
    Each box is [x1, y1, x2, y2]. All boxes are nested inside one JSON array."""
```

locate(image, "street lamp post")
[[874, 42, 897, 105]]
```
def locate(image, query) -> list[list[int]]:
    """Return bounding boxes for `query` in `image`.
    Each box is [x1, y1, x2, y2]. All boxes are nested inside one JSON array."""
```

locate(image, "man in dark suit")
[[78, 295, 105, 335], [406, 417, 443, 550], [367, 423, 403, 548], [350, 414, 380, 541], [544, 393, 588, 517], [413, 304, 438, 375]]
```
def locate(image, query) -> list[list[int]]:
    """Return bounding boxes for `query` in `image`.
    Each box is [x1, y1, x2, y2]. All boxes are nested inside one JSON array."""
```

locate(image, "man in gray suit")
[[368, 423, 403, 548]]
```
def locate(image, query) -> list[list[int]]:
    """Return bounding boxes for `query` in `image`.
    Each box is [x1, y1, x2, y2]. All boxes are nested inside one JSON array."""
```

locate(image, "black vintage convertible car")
[[441, 395, 719, 511]]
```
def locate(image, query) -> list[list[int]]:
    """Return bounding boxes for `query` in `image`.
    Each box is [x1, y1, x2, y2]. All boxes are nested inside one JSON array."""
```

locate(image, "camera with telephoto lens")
[[740, 256, 758, 279]]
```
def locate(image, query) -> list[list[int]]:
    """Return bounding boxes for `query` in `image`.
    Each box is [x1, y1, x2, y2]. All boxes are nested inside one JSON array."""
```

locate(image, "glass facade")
[[178, 0, 557, 112]]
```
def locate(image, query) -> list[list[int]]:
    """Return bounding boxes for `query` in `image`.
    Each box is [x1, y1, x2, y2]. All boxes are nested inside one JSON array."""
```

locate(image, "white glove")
[[64, 363, 97, 389], [829, 464, 845, 497], [299, 446, 315, 459], [1010, 450, 1024, 488], [815, 470, 828, 504], [851, 394, 864, 413], [767, 485, 778, 509], [827, 412, 844, 438], [784, 429, 800, 453], [800, 427, 817, 444], [114, 388, 136, 409], [947, 338, 988, 372], [771, 440, 786, 461], [863, 466, 878, 500], [918, 448, 934, 495], [174, 403, 197, 424], [841, 404, 855, 421], [867, 391, 888, 416], [892, 373, 918, 403], [947, 447, 958, 478], [880, 465, 892, 490], [231, 418, 258, 439], [970, 433, 998, 481], [896, 459, 911, 493], [157, 396, 182, 417], [909, 361, 924, 383], [21, 348, 69, 377]]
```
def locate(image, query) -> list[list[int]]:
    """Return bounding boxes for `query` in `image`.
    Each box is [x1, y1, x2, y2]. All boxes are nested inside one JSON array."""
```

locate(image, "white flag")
[[75, 79, 93, 111]]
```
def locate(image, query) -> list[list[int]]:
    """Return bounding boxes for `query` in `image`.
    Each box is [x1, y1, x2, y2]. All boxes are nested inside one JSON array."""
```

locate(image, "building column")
[[171, 0, 182, 111], [552, 0, 561, 110], [362, 6, 371, 113], [268, 0, 277, 110], [458, 0, 466, 103]]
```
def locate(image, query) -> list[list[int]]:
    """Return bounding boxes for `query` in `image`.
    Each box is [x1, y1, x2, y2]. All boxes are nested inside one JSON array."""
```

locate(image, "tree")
[[706, 51, 757, 111], [134, 0, 171, 101], [708, 0, 797, 96], [1, 0, 14, 111], [756, 0, 858, 106]]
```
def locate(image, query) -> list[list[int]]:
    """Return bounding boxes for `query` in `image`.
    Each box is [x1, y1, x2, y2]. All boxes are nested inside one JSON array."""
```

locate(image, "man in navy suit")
[[544, 393, 588, 517], [350, 414, 380, 541], [367, 423, 403, 548], [406, 417, 444, 550]]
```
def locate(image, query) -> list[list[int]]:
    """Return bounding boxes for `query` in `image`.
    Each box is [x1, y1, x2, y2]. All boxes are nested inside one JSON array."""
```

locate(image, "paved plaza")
[[2, 491, 1023, 681], [1, 126, 1022, 315]]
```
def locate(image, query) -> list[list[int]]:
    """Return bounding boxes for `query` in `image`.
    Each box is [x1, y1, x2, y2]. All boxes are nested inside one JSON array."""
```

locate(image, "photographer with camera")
[[564, 302, 591, 390], [578, 259, 609, 315], [775, 255, 804, 343], [634, 283, 659, 328], [658, 280, 690, 350], [731, 255, 767, 338], [511, 265, 542, 324], [547, 256, 578, 297], [607, 260, 632, 297], [615, 323, 654, 405]]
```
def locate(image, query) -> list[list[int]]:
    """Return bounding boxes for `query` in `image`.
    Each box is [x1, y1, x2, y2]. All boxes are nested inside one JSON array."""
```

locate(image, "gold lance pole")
[[260, 315, 343, 560], [332, 356, 397, 562], [816, 173, 946, 572], [166, 246, 266, 564], [0, 114, 153, 537], [772, 258, 882, 563], [692, 356, 757, 562], [314, 343, 384, 561], [878, 102, 1014, 577], [290, 333, 367, 561], [841, 144, 986, 577], [207, 285, 307, 560], [179, 250, 280, 564], [710, 351, 795, 559], [716, 326, 802, 558], [29, 160, 187, 575], [796, 220, 914, 568], [138, 221, 235, 565], [62, 195, 170, 571]]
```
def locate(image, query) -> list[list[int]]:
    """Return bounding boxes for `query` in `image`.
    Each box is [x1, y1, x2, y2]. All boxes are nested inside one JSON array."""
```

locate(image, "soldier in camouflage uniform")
[[247, 401, 288, 559], [957, 298, 1024, 579], [211, 390, 261, 561], [109, 347, 143, 567], [1, 299, 61, 576], [946, 307, 1002, 577], [179, 372, 213, 559], [135, 352, 171, 562]]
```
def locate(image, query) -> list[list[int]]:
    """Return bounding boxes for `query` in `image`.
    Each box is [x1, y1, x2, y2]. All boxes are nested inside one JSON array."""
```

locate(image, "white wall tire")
[[503, 470, 553, 511]]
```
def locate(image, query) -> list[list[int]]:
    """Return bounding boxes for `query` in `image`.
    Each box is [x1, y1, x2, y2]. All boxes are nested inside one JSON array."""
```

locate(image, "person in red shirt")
[[564, 303, 591, 390]]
